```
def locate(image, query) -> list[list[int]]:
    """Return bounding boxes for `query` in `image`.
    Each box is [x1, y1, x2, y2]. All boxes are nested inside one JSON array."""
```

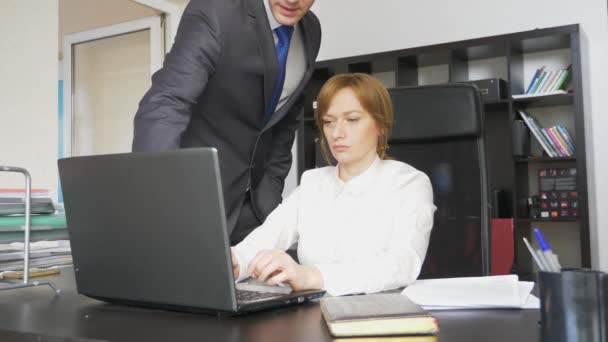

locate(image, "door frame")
[[131, 0, 182, 48], [62, 15, 162, 157]]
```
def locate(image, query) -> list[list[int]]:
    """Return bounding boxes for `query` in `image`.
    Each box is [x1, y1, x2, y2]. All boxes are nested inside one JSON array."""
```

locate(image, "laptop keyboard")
[[236, 289, 282, 303]]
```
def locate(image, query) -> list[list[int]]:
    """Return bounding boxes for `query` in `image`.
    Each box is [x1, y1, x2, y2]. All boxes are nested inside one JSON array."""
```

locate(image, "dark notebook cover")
[[320, 293, 438, 337], [322, 293, 429, 321]]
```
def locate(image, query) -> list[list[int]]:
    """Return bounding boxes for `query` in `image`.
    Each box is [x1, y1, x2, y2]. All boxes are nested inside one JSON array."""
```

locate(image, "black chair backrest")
[[388, 83, 490, 278]]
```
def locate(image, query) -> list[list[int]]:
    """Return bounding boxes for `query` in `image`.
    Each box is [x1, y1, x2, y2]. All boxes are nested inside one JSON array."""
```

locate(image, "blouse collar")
[[333, 155, 382, 195]]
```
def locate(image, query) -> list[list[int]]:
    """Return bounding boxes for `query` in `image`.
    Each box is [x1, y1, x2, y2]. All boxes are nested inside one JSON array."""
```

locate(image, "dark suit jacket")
[[132, 0, 322, 232]]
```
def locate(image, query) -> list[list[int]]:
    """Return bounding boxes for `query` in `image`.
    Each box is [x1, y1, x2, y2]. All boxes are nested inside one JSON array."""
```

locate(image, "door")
[[63, 16, 162, 157]]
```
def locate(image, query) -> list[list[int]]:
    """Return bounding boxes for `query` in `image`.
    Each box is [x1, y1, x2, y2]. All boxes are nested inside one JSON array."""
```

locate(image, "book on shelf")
[[556, 125, 576, 154], [518, 110, 556, 157], [320, 293, 439, 337], [544, 128, 570, 157], [545, 69, 564, 93], [538, 168, 578, 220], [546, 69, 564, 92], [523, 64, 572, 95], [538, 70, 554, 93], [530, 70, 547, 94], [554, 64, 573, 91], [517, 111, 576, 158], [550, 127, 573, 156], [525, 66, 544, 94], [539, 128, 561, 157], [545, 125, 575, 157]]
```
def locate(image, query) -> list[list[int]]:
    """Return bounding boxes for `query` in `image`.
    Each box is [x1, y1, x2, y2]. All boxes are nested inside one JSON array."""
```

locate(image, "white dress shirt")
[[233, 156, 437, 296], [262, 0, 307, 113]]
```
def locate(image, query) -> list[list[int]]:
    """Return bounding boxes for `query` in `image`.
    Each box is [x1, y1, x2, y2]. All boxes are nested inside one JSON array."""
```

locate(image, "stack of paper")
[[401, 275, 539, 310], [0, 240, 72, 272]]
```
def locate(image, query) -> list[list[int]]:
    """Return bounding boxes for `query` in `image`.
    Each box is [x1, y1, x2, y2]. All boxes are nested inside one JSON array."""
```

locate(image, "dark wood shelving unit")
[[516, 218, 579, 223], [512, 93, 574, 108], [514, 156, 576, 163], [484, 99, 510, 111], [298, 24, 589, 275]]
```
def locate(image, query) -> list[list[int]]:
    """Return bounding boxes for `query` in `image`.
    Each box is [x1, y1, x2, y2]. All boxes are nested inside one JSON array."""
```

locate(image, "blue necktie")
[[265, 25, 294, 123]]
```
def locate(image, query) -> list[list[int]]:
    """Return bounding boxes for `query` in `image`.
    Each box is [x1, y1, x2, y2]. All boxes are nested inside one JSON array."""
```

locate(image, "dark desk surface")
[[0, 267, 540, 342]]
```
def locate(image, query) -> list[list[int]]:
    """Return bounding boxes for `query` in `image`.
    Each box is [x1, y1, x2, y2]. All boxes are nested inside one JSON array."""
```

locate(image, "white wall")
[[0, 1, 59, 197], [314, 0, 608, 271]]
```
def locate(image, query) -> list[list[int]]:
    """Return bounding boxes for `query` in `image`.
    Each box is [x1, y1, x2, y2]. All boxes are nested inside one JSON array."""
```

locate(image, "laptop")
[[58, 148, 325, 315]]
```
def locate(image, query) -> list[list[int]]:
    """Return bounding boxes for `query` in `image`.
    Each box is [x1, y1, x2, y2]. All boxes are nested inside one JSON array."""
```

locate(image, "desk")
[[0, 267, 540, 342]]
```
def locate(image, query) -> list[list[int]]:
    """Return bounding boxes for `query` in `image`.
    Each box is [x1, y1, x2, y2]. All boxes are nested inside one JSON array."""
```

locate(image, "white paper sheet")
[[401, 275, 540, 310]]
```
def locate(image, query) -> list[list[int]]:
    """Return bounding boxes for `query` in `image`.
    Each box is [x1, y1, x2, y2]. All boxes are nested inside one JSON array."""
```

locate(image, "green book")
[[554, 64, 572, 91], [531, 71, 547, 93]]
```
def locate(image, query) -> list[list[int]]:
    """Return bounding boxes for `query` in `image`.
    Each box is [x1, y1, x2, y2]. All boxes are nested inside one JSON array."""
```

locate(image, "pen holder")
[[538, 269, 608, 342]]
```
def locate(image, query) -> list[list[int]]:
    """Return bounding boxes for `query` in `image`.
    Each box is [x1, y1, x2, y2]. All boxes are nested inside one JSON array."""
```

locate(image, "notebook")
[[320, 293, 439, 337]]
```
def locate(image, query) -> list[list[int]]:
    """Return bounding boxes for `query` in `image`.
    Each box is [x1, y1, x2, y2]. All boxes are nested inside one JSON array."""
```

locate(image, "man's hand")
[[248, 249, 323, 291], [230, 249, 240, 280]]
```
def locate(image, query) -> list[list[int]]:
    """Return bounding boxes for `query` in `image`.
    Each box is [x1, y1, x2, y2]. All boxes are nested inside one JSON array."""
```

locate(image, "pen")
[[533, 228, 562, 272], [522, 237, 547, 271]]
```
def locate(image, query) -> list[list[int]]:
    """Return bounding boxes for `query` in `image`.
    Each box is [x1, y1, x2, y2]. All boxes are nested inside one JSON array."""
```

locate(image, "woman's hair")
[[315, 73, 394, 164]]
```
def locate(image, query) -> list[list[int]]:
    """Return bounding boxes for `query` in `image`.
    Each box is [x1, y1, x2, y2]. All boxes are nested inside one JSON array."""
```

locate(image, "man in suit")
[[132, 0, 321, 245]]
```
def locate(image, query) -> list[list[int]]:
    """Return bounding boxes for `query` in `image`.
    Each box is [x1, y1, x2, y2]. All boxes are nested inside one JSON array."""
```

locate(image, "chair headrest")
[[388, 83, 483, 142]]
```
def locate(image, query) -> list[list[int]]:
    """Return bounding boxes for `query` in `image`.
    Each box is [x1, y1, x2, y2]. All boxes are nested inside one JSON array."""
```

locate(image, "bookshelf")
[[297, 24, 589, 276]]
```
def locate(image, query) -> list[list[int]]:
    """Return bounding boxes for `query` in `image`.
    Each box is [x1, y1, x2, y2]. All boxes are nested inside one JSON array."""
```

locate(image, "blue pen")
[[522, 237, 548, 271], [533, 228, 562, 272]]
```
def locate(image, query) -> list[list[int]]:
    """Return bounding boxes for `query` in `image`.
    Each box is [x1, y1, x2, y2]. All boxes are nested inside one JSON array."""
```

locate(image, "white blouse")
[[233, 156, 436, 296]]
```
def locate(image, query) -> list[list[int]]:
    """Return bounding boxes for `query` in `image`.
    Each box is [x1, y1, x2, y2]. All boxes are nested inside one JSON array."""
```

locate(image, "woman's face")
[[322, 87, 380, 167]]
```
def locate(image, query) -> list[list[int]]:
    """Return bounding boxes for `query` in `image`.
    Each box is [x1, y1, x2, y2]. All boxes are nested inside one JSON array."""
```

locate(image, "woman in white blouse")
[[232, 73, 436, 296]]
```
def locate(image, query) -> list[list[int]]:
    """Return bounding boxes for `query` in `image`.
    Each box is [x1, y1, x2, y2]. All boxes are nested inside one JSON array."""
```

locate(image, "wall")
[[0, 1, 59, 197], [313, 0, 608, 270]]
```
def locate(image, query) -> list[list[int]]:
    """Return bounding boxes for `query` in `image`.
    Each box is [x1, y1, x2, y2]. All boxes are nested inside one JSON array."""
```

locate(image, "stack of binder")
[[0, 189, 70, 272], [0, 188, 55, 215]]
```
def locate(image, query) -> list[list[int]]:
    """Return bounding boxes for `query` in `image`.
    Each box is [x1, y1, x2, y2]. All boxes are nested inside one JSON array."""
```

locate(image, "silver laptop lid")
[[58, 148, 238, 312]]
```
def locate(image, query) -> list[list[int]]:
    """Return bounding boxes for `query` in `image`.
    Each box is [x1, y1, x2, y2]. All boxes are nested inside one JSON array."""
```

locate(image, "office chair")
[[387, 83, 491, 278]]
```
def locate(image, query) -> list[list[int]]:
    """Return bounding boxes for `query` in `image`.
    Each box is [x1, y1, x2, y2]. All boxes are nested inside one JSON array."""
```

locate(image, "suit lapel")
[[300, 14, 316, 74], [248, 0, 278, 117]]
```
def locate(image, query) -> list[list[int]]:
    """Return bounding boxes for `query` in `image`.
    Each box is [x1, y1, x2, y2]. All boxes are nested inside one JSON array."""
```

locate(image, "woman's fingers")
[[249, 250, 277, 278], [230, 250, 239, 278], [267, 271, 289, 286], [257, 260, 282, 281]]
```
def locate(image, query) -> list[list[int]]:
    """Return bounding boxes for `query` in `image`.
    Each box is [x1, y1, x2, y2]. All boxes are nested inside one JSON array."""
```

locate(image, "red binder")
[[491, 218, 514, 275]]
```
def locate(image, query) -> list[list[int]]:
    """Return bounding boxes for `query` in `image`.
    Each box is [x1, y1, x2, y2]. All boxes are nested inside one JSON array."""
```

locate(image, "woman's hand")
[[248, 250, 323, 291], [230, 249, 240, 280]]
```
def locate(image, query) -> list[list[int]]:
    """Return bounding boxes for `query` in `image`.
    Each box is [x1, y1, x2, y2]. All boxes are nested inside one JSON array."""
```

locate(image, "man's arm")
[[132, 3, 221, 151]]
